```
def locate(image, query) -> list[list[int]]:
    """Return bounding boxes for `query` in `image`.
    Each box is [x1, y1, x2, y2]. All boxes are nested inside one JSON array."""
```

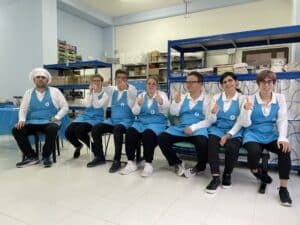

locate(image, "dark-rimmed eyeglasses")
[[260, 80, 274, 85]]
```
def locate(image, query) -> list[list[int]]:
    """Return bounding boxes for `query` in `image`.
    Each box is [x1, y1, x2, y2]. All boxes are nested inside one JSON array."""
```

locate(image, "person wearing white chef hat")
[[12, 67, 69, 168]]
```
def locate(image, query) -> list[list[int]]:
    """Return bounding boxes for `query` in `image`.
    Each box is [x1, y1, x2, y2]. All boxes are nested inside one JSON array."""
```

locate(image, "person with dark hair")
[[65, 74, 109, 159], [240, 70, 292, 206], [12, 68, 68, 168], [88, 69, 137, 173], [158, 71, 210, 176], [202, 72, 245, 193], [120, 76, 170, 177]]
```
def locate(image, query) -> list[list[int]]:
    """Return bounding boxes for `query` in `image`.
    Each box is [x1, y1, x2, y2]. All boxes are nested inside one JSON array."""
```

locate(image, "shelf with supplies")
[[167, 25, 300, 172], [148, 51, 202, 83], [122, 63, 147, 80], [44, 60, 112, 110]]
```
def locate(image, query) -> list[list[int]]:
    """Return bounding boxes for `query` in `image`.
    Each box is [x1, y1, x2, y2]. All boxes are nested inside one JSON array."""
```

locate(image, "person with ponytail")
[[202, 72, 245, 194]]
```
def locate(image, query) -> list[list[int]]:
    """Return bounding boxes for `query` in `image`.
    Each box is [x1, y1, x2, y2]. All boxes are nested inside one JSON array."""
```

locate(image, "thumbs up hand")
[[174, 92, 181, 103], [137, 94, 144, 106], [244, 97, 253, 111], [155, 91, 163, 105], [211, 101, 219, 114]]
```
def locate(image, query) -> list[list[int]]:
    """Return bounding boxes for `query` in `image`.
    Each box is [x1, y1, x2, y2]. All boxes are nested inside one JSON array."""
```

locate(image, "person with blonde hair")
[[120, 76, 170, 177]]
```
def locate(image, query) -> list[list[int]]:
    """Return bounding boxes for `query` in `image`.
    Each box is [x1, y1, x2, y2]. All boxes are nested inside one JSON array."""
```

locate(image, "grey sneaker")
[[16, 156, 39, 168], [184, 164, 205, 178], [174, 161, 185, 176], [43, 157, 52, 168]]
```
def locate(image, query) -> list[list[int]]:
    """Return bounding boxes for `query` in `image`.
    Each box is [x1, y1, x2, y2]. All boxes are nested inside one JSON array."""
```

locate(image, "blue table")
[[0, 107, 71, 138]]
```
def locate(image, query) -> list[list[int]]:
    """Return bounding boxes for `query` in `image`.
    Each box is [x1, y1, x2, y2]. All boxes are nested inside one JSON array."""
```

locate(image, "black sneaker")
[[16, 156, 39, 168], [205, 176, 221, 194], [222, 173, 232, 189], [279, 187, 292, 207], [73, 144, 83, 159], [252, 170, 272, 184], [87, 157, 106, 168], [43, 157, 52, 168], [109, 160, 121, 173]]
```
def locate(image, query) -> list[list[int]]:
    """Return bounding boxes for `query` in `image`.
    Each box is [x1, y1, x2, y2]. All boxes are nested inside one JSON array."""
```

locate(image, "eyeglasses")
[[92, 79, 102, 82], [185, 81, 200, 84], [260, 80, 274, 85]]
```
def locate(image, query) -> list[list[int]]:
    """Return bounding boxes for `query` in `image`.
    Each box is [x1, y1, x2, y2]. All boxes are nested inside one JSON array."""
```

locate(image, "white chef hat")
[[29, 67, 52, 84]]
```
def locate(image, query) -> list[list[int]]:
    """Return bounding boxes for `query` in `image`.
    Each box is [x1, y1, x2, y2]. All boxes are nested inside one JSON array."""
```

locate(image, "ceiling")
[[77, 0, 193, 17]]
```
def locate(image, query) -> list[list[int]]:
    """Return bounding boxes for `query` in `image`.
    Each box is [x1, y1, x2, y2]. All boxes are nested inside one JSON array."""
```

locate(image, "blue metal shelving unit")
[[167, 25, 300, 95], [167, 25, 300, 172], [44, 60, 112, 110]]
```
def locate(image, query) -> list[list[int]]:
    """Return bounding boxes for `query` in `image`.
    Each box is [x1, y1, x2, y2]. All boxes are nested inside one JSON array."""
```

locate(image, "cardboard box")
[[149, 51, 160, 62], [214, 64, 233, 75], [148, 68, 159, 76]]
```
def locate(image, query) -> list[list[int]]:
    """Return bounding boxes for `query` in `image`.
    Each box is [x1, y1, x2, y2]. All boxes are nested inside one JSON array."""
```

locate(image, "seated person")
[[240, 70, 292, 207], [120, 76, 170, 177], [88, 69, 137, 173], [158, 71, 210, 176], [12, 68, 68, 168], [65, 74, 109, 158], [204, 72, 245, 194]]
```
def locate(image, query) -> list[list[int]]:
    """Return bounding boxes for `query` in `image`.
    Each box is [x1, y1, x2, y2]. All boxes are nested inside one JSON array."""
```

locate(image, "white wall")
[[57, 9, 104, 61], [0, 0, 44, 98], [115, 0, 293, 64], [42, 0, 58, 64]]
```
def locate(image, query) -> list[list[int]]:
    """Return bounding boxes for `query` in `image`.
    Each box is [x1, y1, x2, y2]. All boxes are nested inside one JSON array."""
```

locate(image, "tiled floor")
[[0, 135, 299, 225]]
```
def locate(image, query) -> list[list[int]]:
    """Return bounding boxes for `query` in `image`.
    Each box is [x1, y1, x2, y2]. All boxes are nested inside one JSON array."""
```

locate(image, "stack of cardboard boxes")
[[58, 40, 82, 64]]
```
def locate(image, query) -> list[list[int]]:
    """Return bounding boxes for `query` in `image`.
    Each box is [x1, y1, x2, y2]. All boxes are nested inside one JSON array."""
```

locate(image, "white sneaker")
[[175, 161, 185, 176], [141, 163, 153, 177], [119, 161, 137, 175], [184, 168, 196, 178]]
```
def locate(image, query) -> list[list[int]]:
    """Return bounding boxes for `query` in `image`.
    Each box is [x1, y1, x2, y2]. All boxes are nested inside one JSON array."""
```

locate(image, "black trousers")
[[91, 123, 126, 161], [158, 132, 208, 167], [65, 122, 92, 148], [244, 141, 291, 179], [12, 123, 59, 158], [125, 127, 157, 163], [208, 134, 242, 175]]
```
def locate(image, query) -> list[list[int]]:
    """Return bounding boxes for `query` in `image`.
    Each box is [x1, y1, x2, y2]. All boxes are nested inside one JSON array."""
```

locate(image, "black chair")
[[22, 133, 61, 163], [33, 132, 61, 163]]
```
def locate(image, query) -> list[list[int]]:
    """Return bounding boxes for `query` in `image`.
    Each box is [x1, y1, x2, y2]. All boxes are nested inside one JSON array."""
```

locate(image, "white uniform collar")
[[255, 92, 276, 104], [221, 91, 239, 101], [186, 91, 205, 102]]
